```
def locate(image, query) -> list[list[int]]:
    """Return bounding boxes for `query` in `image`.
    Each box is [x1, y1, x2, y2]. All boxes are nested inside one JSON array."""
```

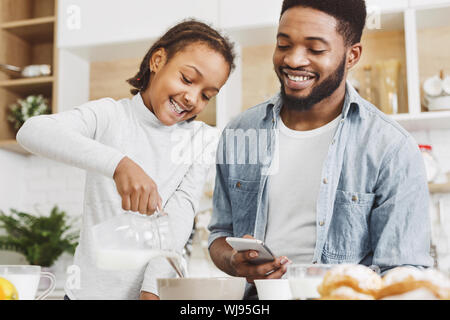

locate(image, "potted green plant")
[[0, 206, 79, 267], [7, 94, 50, 132]]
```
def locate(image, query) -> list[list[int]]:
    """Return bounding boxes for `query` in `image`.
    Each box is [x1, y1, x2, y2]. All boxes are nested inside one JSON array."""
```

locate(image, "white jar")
[[419, 144, 440, 183]]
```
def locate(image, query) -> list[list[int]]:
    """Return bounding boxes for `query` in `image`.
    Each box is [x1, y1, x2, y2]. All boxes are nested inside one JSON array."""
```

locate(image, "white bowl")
[[157, 277, 246, 300], [254, 279, 293, 300]]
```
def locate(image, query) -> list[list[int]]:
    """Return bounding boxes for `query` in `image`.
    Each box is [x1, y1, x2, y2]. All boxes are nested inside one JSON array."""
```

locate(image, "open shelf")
[[1, 16, 55, 43], [351, 10, 409, 116], [415, 5, 450, 114], [0, 76, 53, 96], [391, 111, 450, 131], [0, 0, 57, 155]]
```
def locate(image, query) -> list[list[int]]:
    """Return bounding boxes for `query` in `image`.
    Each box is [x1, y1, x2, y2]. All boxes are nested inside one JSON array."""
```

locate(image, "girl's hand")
[[140, 291, 160, 300], [113, 156, 163, 215]]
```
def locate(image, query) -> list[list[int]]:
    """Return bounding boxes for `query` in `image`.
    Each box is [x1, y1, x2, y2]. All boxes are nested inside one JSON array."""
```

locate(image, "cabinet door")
[[365, 0, 408, 12], [219, 0, 283, 29], [58, 0, 219, 48], [410, 0, 450, 9]]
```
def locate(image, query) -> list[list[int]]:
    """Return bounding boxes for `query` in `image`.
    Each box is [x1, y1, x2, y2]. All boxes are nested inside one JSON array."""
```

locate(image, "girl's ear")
[[149, 48, 167, 73]]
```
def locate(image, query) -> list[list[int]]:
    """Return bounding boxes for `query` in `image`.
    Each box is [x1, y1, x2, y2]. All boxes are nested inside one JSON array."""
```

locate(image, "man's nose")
[[283, 48, 310, 69]]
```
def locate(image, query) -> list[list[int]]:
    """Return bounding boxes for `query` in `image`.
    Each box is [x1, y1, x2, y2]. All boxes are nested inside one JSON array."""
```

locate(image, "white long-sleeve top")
[[16, 93, 218, 299]]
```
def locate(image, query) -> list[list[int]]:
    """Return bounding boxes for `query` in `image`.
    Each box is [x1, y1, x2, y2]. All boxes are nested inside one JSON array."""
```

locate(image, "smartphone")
[[225, 237, 276, 265]]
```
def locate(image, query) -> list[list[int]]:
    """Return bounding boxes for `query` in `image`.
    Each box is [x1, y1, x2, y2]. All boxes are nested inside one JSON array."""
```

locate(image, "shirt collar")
[[264, 81, 367, 122], [132, 93, 177, 131]]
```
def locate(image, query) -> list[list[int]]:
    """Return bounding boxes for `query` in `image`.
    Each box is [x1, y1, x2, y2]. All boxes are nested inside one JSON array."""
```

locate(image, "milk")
[[1, 274, 40, 300], [289, 277, 323, 300], [94, 248, 181, 271]]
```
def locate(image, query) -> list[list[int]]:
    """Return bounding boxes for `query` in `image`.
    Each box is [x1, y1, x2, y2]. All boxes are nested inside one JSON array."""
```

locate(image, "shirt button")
[[322, 178, 328, 184], [352, 195, 358, 202], [331, 139, 336, 145], [340, 119, 345, 124], [236, 181, 241, 188], [319, 221, 325, 226]]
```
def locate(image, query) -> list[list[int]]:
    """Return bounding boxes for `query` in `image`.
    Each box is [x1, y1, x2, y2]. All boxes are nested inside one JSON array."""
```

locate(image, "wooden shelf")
[[0, 139, 29, 155], [1, 16, 55, 43], [390, 111, 450, 131], [0, 76, 54, 96]]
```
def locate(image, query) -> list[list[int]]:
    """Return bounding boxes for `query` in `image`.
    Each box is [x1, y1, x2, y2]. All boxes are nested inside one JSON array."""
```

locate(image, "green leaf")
[[0, 206, 79, 267]]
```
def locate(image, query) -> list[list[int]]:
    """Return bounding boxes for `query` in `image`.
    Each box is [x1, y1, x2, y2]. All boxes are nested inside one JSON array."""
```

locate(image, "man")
[[208, 0, 433, 299]]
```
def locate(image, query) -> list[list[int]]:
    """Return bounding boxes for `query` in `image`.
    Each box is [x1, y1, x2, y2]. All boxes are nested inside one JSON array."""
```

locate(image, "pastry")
[[378, 267, 450, 300], [318, 264, 383, 300]]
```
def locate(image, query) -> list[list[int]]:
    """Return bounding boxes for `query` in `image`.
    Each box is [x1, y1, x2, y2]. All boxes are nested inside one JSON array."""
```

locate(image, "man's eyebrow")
[[305, 36, 330, 46], [185, 65, 219, 92], [277, 32, 290, 39]]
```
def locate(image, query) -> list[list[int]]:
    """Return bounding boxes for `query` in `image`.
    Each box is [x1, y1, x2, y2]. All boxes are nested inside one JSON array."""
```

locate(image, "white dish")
[[157, 277, 246, 300], [423, 76, 443, 97]]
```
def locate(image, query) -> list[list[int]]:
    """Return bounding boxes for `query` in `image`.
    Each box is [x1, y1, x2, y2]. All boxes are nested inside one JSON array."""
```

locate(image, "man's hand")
[[210, 235, 291, 284], [113, 156, 163, 215], [140, 291, 160, 300]]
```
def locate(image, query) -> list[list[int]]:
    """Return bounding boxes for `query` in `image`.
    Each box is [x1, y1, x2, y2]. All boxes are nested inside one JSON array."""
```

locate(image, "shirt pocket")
[[323, 189, 375, 263], [228, 178, 259, 237]]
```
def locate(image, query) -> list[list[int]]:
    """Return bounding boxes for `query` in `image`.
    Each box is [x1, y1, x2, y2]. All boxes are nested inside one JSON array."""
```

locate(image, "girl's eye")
[[181, 74, 192, 84], [202, 94, 211, 101], [277, 44, 289, 50]]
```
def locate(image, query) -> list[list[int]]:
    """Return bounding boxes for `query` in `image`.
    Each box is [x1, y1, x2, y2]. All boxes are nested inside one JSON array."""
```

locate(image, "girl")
[[16, 19, 235, 300]]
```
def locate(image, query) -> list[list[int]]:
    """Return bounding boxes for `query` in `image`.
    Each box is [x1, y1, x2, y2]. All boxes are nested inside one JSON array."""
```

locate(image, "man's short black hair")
[[280, 0, 367, 46]]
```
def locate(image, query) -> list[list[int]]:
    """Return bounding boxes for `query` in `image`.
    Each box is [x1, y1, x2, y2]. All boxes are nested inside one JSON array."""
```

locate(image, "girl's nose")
[[183, 92, 197, 110]]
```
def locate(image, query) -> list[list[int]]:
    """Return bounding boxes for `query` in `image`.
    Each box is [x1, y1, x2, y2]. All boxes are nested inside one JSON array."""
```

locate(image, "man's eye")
[[277, 44, 289, 50], [310, 49, 326, 54], [182, 74, 192, 84]]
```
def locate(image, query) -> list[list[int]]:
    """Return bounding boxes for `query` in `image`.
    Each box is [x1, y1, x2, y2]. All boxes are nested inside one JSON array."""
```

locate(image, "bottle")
[[419, 144, 440, 183], [376, 59, 401, 114], [362, 65, 376, 104]]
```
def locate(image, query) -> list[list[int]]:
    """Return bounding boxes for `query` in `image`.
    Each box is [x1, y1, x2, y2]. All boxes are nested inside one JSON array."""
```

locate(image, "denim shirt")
[[208, 82, 433, 273]]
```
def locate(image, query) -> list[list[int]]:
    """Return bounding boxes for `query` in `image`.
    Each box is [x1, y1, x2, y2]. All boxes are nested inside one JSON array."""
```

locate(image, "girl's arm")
[[16, 98, 125, 177], [17, 98, 161, 215]]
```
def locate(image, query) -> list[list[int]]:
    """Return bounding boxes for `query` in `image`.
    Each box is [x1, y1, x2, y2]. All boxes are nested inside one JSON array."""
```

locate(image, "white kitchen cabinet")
[[366, 0, 409, 12], [57, 0, 220, 49], [219, 0, 283, 29], [55, 0, 450, 135]]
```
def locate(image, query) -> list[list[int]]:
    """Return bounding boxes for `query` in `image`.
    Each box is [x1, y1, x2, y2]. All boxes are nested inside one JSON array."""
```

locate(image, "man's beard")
[[279, 55, 347, 112]]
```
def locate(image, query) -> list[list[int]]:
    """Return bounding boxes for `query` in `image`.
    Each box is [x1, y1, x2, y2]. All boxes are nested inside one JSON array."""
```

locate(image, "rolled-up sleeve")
[[208, 132, 234, 248], [370, 135, 434, 272]]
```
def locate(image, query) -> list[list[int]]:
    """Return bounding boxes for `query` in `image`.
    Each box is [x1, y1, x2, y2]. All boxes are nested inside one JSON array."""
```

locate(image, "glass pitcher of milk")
[[92, 209, 180, 271]]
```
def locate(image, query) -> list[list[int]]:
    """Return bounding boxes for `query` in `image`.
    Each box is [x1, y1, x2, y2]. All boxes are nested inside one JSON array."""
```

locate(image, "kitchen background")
[[1, 0, 450, 299]]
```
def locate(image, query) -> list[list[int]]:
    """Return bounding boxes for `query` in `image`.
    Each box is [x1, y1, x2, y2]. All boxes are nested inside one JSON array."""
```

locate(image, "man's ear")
[[149, 48, 167, 73], [347, 43, 362, 70]]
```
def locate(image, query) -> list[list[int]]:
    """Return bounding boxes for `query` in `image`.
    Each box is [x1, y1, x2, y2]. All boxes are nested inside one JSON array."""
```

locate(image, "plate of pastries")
[[317, 264, 450, 300]]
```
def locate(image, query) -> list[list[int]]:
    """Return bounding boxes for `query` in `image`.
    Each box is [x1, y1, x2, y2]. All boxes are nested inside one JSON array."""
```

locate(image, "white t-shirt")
[[17, 93, 217, 299], [264, 114, 341, 264]]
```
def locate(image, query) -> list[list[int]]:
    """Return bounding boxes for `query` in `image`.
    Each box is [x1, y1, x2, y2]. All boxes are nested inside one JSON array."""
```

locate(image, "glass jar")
[[419, 144, 440, 183]]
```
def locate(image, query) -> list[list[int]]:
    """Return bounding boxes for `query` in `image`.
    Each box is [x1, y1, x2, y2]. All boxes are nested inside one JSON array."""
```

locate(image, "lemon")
[[0, 277, 19, 300]]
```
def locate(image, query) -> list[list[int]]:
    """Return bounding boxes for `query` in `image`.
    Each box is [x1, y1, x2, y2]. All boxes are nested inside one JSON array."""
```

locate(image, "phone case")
[[225, 237, 275, 264]]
